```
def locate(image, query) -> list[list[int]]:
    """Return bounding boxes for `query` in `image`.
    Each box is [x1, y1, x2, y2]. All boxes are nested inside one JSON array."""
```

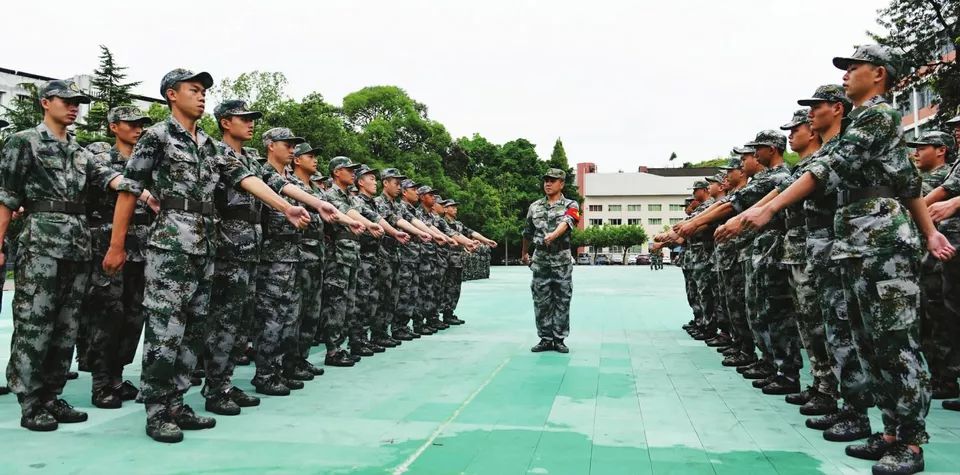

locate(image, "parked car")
[[577, 253, 591, 265], [595, 255, 610, 265], [636, 254, 651, 265], [610, 254, 624, 265], [625, 254, 639, 265]]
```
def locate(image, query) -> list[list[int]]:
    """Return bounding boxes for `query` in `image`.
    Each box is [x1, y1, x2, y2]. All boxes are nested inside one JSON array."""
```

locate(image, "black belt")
[[335, 231, 360, 242], [837, 186, 896, 207], [266, 233, 301, 242], [804, 214, 833, 229], [220, 205, 261, 224], [161, 197, 214, 216], [88, 213, 154, 227], [27, 200, 85, 214]]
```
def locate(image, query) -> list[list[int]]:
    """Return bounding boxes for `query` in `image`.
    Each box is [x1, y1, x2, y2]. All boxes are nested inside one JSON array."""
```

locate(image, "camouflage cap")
[[745, 130, 787, 150], [780, 108, 810, 130], [0, 119, 8, 128], [107, 106, 151, 124], [946, 114, 960, 126], [797, 84, 852, 109], [160, 68, 213, 97], [262, 127, 305, 147], [689, 179, 709, 190], [310, 172, 325, 182], [85, 141, 112, 154], [720, 156, 743, 170], [542, 168, 566, 180], [400, 179, 419, 189], [705, 172, 726, 184], [293, 142, 321, 157], [444, 199, 459, 207], [684, 196, 695, 203], [328, 155, 361, 175], [380, 167, 407, 180], [243, 147, 263, 161], [906, 131, 955, 149], [732, 145, 756, 155], [323, 177, 333, 188], [214, 99, 263, 121], [354, 164, 378, 180], [416, 185, 438, 195], [348, 185, 359, 193], [833, 44, 900, 80], [40, 79, 91, 104]]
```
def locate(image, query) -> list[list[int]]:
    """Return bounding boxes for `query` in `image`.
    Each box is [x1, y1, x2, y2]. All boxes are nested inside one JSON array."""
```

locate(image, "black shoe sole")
[[799, 405, 838, 416], [870, 462, 923, 475], [824, 429, 871, 442], [204, 404, 241, 416], [21, 421, 58, 432], [762, 386, 801, 395], [147, 432, 183, 443]]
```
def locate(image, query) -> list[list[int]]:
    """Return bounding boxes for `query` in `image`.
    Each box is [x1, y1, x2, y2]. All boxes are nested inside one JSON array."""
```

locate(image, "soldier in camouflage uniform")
[[740, 47, 957, 474], [0, 80, 132, 431], [440, 199, 497, 323], [677, 197, 700, 334], [702, 173, 732, 348], [102, 69, 313, 443], [321, 156, 382, 364], [82, 106, 154, 409], [906, 131, 958, 400], [685, 180, 719, 342], [522, 168, 580, 354], [413, 186, 450, 333]]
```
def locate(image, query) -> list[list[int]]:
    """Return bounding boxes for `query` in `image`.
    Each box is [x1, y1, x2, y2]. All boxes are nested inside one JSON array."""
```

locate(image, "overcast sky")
[[4, 0, 890, 171]]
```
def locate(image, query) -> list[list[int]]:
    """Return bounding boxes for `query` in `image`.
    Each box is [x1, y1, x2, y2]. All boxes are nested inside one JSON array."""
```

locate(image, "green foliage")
[[81, 45, 141, 137], [783, 151, 800, 166], [870, 0, 960, 124], [1, 82, 43, 131], [572, 224, 647, 261]]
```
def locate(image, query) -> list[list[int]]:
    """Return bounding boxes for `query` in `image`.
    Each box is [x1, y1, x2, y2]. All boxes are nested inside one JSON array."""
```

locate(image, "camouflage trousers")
[[789, 263, 839, 397], [377, 250, 401, 335], [201, 259, 256, 397], [82, 258, 146, 391], [741, 258, 772, 363], [919, 253, 958, 385], [941, 247, 960, 381], [692, 258, 718, 333], [748, 257, 802, 377], [394, 257, 420, 329], [712, 267, 729, 334], [840, 253, 930, 445], [321, 247, 358, 351], [6, 252, 90, 414], [355, 249, 383, 337], [296, 258, 323, 361], [719, 265, 754, 354], [416, 249, 440, 326], [253, 261, 301, 377], [440, 264, 464, 314], [817, 260, 873, 411], [531, 260, 573, 341], [140, 249, 213, 418], [682, 269, 703, 324]]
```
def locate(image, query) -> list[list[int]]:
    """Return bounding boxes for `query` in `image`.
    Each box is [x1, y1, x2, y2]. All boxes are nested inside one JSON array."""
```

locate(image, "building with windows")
[[892, 39, 957, 137], [577, 162, 716, 259]]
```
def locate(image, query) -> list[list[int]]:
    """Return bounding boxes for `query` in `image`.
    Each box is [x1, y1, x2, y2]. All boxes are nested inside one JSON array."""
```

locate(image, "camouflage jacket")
[[395, 198, 421, 262], [374, 193, 403, 258], [445, 218, 476, 268], [687, 197, 716, 270], [87, 147, 154, 262], [731, 163, 792, 266], [117, 117, 254, 257], [797, 135, 842, 267], [920, 164, 950, 196], [807, 95, 922, 259], [780, 153, 817, 265], [709, 195, 739, 271], [523, 194, 579, 267], [355, 193, 383, 255], [323, 184, 361, 263], [257, 165, 301, 263], [937, 160, 960, 240], [428, 209, 459, 259], [0, 123, 121, 261], [289, 173, 324, 262], [213, 143, 280, 263]]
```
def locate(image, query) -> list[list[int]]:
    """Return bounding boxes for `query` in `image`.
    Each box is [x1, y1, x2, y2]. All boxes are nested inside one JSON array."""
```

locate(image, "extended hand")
[[543, 231, 557, 245], [348, 220, 365, 235], [102, 246, 127, 275], [284, 206, 312, 228], [739, 205, 773, 231], [316, 202, 339, 223], [520, 253, 530, 265], [927, 231, 957, 261], [367, 223, 384, 238], [418, 232, 431, 242], [929, 200, 959, 223], [395, 231, 410, 244]]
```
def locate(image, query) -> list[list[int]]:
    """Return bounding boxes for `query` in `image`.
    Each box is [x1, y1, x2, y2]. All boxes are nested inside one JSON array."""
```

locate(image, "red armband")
[[564, 207, 581, 223]]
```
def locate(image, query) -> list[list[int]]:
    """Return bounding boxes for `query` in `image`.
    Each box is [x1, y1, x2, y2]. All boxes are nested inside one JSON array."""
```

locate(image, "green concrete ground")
[[1, 266, 959, 474]]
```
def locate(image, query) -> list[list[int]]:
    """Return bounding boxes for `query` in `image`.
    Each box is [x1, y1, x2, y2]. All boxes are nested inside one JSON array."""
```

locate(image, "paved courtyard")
[[1, 266, 958, 474]]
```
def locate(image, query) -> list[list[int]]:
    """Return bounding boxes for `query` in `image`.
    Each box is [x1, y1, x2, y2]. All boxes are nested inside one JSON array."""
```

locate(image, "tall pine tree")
[[81, 45, 142, 137], [1, 82, 43, 132], [547, 138, 582, 202]]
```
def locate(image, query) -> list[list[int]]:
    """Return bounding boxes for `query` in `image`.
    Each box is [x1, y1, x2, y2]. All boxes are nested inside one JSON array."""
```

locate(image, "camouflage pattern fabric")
[[441, 218, 473, 313], [202, 259, 256, 396], [294, 178, 325, 363], [720, 265, 753, 354], [462, 246, 490, 281], [373, 193, 404, 332], [523, 195, 578, 341], [355, 193, 385, 338], [321, 184, 360, 350], [393, 198, 421, 328], [917, 165, 955, 388], [688, 197, 719, 332], [414, 205, 440, 328]]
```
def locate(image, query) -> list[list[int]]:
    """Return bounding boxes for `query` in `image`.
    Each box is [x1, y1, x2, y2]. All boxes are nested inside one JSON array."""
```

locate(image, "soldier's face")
[[382, 177, 401, 197], [335, 167, 356, 185], [753, 145, 774, 166], [741, 154, 761, 176], [110, 120, 145, 147], [271, 141, 296, 165], [421, 193, 436, 207], [543, 177, 563, 195], [842, 63, 883, 103], [912, 144, 944, 171], [447, 206, 458, 218], [168, 81, 206, 120], [725, 169, 744, 189], [42, 97, 81, 126], [403, 187, 420, 203], [808, 102, 839, 133], [788, 124, 813, 153], [295, 153, 318, 174], [223, 116, 255, 141], [357, 173, 378, 195], [433, 203, 443, 213], [707, 182, 722, 197]]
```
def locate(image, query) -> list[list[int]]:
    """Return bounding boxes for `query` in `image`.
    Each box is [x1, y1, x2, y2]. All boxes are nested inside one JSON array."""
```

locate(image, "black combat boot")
[[823, 412, 871, 442], [722, 352, 756, 367], [531, 339, 554, 352], [20, 405, 58, 432], [554, 340, 570, 353], [174, 404, 216, 430], [118, 380, 139, 401], [871, 443, 923, 475], [806, 410, 846, 430], [45, 399, 88, 423], [251, 374, 291, 396], [785, 386, 815, 406], [92, 386, 122, 409], [228, 386, 261, 407], [300, 359, 325, 376], [845, 433, 892, 461], [799, 393, 838, 416], [146, 409, 183, 443], [205, 392, 241, 416], [931, 380, 959, 400], [324, 350, 355, 367], [942, 399, 960, 411], [762, 375, 801, 395]]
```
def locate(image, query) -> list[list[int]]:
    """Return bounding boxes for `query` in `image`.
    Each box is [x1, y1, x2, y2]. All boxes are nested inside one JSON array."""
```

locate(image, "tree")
[[81, 45, 141, 137], [1, 83, 43, 131], [546, 137, 582, 203], [608, 225, 648, 263], [870, 0, 960, 123]]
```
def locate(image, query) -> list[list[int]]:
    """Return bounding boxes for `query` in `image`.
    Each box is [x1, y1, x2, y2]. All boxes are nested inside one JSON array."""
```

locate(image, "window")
[[648, 218, 662, 225], [627, 218, 641, 225], [610, 246, 623, 254], [589, 219, 602, 227], [607, 204, 622, 212], [588, 205, 602, 212], [627, 204, 643, 212], [669, 218, 682, 225], [647, 204, 662, 212], [669, 204, 684, 211], [608, 218, 622, 225]]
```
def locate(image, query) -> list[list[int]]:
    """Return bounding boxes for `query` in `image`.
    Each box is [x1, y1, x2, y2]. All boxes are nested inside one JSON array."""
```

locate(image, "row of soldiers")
[[0, 68, 496, 444], [653, 45, 960, 475]]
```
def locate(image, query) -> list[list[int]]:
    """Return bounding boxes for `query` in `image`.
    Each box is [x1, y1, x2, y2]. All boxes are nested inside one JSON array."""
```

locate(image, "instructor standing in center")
[[521, 168, 580, 354]]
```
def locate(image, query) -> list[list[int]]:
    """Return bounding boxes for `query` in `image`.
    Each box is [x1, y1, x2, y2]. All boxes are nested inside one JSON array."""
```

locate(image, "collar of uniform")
[[110, 147, 130, 164], [850, 95, 886, 120], [541, 193, 568, 206], [166, 116, 211, 149], [35, 122, 76, 145]]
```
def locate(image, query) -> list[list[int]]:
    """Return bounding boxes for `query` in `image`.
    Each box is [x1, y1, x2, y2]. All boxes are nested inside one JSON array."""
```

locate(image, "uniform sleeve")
[[85, 150, 121, 190], [258, 165, 290, 194], [942, 167, 960, 197], [0, 134, 31, 209], [462, 224, 476, 237], [119, 127, 163, 195], [215, 144, 255, 190], [359, 200, 381, 223], [522, 203, 535, 240], [436, 217, 459, 237], [727, 187, 748, 213], [560, 200, 579, 228]]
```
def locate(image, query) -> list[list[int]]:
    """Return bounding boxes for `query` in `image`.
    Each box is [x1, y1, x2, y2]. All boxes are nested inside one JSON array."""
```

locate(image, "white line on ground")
[[392, 355, 512, 475]]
